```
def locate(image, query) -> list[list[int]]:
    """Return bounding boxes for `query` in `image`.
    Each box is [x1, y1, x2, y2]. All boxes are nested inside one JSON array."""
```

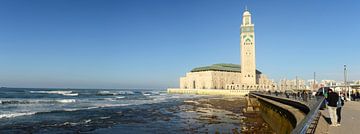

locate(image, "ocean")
[[0, 88, 273, 134]]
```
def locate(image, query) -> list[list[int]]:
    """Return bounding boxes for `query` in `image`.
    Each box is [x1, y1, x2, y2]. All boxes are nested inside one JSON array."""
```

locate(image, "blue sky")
[[0, 0, 359, 89]]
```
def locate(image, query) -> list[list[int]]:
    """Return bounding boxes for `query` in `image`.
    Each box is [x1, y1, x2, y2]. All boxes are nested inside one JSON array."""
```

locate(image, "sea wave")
[[115, 96, 125, 99], [97, 104, 130, 107], [97, 96, 125, 101], [0, 112, 36, 119], [97, 91, 135, 96], [0, 100, 32, 105], [0, 99, 76, 105], [97, 91, 118, 96], [141, 91, 162, 96], [62, 119, 92, 126], [63, 93, 79, 96], [54, 99, 76, 103], [118, 91, 135, 95], [30, 90, 78, 96]]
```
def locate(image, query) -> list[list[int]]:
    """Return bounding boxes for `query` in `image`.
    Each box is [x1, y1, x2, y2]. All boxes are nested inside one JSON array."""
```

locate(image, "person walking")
[[326, 89, 339, 126], [337, 92, 345, 126]]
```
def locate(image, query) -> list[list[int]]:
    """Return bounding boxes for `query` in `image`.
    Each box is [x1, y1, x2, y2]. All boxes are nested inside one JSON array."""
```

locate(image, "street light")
[[344, 64, 350, 101], [313, 72, 316, 91]]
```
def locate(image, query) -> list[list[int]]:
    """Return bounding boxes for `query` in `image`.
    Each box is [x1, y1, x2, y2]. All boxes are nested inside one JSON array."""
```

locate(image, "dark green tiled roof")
[[191, 63, 262, 74]]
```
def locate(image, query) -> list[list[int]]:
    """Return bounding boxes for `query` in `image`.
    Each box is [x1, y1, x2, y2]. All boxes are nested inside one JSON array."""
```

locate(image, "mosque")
[[168, 8, 277, 95]]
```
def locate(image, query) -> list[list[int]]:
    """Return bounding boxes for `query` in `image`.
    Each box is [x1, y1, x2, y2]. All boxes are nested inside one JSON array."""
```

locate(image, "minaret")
[[240, 8, 256, 85]]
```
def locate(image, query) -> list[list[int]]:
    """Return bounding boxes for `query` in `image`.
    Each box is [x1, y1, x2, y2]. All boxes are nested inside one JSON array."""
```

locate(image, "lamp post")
[[296, 76, 299, 91], [344, 65, 350, 101], [313, 72, 316, 91]]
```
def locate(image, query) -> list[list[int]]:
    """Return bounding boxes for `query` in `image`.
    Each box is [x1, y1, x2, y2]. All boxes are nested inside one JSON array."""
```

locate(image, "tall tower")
[[240, 8, 256, 85]]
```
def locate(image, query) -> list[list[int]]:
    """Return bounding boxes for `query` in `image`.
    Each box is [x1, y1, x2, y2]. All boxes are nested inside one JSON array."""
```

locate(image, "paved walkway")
[[320, 101, 360, 134]]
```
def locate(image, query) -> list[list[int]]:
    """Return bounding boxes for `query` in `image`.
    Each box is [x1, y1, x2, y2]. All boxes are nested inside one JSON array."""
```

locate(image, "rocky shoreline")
[[0, 96, 275, 134]]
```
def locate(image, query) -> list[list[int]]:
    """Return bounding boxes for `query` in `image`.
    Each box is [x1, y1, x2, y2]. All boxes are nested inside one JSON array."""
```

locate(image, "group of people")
[[283, 90, 312, 101], [326, 89, 345, 127], [350, 91, 360, 101]]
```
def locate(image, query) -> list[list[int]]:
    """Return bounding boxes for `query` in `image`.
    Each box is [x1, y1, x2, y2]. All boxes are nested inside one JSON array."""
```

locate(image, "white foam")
[[118, 91, 135, 95], [56, 99, 76, 103], [84, 119, 91, 123], [97, 91, 118, 95], [115, 96, 125, 99], [63, 108, 78, 112], [184, 100, 200, 105], [99, 116, 110, 119], [63, 93, 79, 96], [0, 112, 36, 119], [63, 106, 100, 112], [98, 104, 130, 108], [30, 90, 76, 96]]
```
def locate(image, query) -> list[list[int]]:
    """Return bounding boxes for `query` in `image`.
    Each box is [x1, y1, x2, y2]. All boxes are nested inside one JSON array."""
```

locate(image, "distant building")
[[279, 78, 306, 90], [321, 80, 337, 87], [355, 80, 360, 85], [307, 79, 319, 90], [176, 9, 276, 91]]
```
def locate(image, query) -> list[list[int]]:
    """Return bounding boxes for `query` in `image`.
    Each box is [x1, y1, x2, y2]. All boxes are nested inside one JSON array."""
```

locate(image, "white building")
[[279, 78, 306, 91]]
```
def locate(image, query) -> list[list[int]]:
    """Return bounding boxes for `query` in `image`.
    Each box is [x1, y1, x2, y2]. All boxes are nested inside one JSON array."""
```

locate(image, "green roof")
[[190, 63, 262, 74]]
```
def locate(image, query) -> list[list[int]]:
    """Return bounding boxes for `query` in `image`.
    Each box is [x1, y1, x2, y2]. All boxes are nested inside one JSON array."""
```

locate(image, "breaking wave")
[[0, 112, 36, 119], [97, 91, 135, 96], [30, 90, 78, 96], [0, 103, 129, 119], [0, 99, 76, 105]]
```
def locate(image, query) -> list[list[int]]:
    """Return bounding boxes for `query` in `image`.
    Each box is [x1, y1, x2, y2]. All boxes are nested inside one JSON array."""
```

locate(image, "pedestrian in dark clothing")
[[326, 89, 340, 126], [285, 91, 289, 98], [337, 92, 345, 125], [303, 91, 308, 102], [351, 93, 356, 101]]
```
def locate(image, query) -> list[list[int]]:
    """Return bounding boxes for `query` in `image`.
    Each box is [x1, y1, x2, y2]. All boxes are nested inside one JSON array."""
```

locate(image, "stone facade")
[[180, 70, 241, 89], [179, 70, 276, 90]]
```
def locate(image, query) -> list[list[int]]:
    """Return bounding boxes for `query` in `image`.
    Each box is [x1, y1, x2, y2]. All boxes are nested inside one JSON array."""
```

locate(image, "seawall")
[[250, 93, 307, 134]]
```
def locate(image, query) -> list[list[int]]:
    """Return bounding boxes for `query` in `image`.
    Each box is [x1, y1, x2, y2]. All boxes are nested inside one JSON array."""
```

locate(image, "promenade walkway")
[[321, 101, 360, 134]]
